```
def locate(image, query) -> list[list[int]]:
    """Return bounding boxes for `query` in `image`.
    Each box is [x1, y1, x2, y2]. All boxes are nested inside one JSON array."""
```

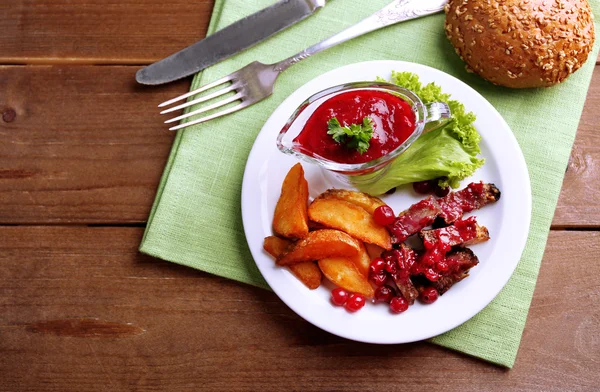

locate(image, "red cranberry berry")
[[369, 257, 386, 275], [413, 180, 436, 194], [385, 187, 397, 195], [374, 285, 396, 303], [434, 184, 450, 197], [420, 287, 439, 304], [374, 205, 396, 226], [344, 294, 366, 312], [384, 258, 398, 274], [390, 296, 409, 313], [331, 288, 349, 306], [370, 271, 388, 286]]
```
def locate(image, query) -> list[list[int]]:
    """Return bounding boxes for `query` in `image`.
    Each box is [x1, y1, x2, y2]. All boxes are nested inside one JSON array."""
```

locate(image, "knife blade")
[[136, 0, 327, 85]]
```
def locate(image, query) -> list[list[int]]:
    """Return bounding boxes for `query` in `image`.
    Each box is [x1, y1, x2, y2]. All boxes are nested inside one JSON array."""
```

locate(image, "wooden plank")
[[0, 0, 598, 65], [0, 227, 598, 391], [1, 64, 599, 225], [0, 65, 184, 224], [0, 0, 213, 63], [553, 68, 600, 227]]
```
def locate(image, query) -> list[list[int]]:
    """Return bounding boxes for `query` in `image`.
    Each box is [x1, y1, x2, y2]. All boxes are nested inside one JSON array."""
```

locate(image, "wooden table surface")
[[1, 2, 599, 391]]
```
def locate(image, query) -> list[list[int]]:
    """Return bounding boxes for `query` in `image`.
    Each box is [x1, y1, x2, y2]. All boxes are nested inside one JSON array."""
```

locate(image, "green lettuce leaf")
[[356, 71, 484, 195]]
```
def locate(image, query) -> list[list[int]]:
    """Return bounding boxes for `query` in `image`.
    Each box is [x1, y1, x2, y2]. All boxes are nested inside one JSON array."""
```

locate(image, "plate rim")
[[241, 60, 532, 344]]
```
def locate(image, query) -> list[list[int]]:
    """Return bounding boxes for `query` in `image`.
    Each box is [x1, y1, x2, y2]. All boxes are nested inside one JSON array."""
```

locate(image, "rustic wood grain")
[[0, 65, 185, 224], [1, 64, 600, 225], [0, 0, 599, 65], [0, 227, 598, 391], [552, 69, 600, 227], [1, 0, 598, 390], [0, 0, 213, 64]]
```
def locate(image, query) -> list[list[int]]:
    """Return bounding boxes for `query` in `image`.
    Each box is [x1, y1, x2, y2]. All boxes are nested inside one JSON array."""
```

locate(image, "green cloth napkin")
[[141, 0, 600, 367]]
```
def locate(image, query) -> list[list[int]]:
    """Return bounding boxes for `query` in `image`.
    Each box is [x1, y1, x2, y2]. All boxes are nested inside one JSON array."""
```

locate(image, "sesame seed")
[[536, 56, 544, 65]]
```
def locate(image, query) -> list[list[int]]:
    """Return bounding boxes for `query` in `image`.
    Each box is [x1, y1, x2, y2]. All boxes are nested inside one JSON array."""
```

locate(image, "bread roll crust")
[[444, 0, 595, 88]]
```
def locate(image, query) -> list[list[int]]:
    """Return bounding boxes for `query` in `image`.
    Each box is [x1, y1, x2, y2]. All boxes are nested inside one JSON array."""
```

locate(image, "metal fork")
[[160, 0, 448, 131]]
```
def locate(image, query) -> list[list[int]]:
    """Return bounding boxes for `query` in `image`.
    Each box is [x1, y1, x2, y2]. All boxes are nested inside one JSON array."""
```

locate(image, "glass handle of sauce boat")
[[423, 102, 452, 134], [273, 0, 448, 72]]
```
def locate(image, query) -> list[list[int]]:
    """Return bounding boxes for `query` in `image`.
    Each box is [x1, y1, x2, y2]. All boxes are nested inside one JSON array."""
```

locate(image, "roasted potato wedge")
[[276, 229, 360, 266], [308, 198, 392, 250], [287, 261, 322, 290], [316, 189, 386, 215], [263, 236, 293, 257], [273, 163, 309, 239], [350, 242, 371, 278], [364, 243, 384, 260], [307, 220, 327, 231], [263, 236, 321, 289], [318, 257, 374, 298]]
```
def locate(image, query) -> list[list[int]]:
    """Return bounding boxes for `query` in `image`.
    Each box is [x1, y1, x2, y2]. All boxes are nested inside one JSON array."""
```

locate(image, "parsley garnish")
[[327, 116, 374, 154]]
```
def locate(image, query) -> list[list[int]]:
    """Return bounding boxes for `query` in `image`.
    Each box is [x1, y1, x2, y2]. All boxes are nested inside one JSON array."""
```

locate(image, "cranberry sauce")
[[438, 182, 486, 222], [293, 90, 416, 164], [412, 216, 479, 281]]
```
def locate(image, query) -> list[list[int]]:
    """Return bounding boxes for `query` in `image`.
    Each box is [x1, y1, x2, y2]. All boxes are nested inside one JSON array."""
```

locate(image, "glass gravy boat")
[[276, 82, 452, 186]]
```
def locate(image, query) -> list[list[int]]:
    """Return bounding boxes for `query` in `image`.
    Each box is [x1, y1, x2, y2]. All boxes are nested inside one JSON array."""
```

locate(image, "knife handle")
[[274, 0, 447, 72]]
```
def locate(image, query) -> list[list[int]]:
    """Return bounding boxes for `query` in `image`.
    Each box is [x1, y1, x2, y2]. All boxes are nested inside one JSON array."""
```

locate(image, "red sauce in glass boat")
[[293, 90, 416, 164]]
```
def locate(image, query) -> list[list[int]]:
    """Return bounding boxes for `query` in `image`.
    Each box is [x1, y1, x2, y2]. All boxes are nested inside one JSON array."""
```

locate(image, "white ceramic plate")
[[241, 60, 531, 344]]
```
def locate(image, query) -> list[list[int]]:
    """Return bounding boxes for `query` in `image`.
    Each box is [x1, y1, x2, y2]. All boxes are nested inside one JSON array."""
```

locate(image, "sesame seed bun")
[[444, 0, 596, 88]]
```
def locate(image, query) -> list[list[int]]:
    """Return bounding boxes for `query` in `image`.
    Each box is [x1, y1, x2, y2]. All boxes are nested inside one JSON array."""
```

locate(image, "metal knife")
[[136, 0, 327, 85]]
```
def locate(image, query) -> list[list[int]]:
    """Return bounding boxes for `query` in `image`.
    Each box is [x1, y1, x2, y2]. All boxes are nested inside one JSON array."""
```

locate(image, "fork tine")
[[159, 83, 239, 115], [168, 101, 251, 131], [158, 74, 234, 108], [164, 92, 244, 124]]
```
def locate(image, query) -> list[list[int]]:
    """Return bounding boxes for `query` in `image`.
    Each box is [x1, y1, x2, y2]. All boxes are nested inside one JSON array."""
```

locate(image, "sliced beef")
[[388, 182, 500, 243], [388, 196, 440, 243], [437, 182, 501, 224], [432, 248, 480, 295], [419, 217, 490, 250], [389, 244, 419, 304], [417, 216, 489, 270]]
